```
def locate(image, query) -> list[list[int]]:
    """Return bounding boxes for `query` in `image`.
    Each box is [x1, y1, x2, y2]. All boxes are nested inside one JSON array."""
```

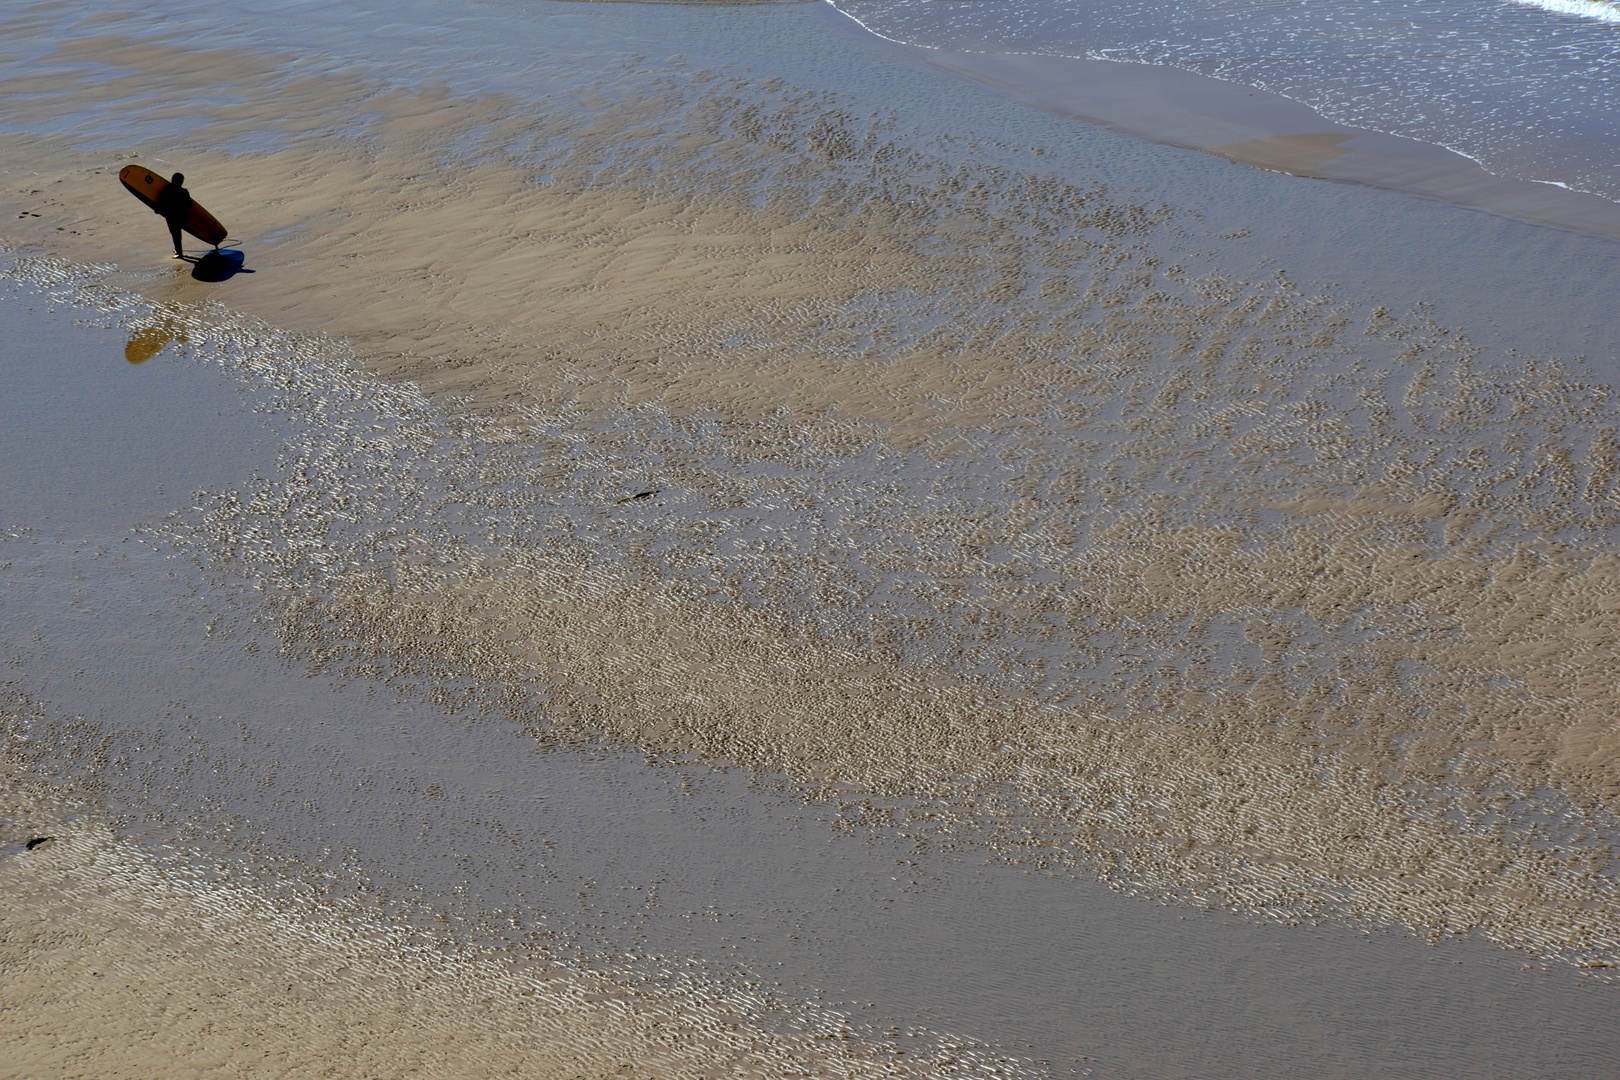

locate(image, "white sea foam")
[[1507, 0, 1620, 22]]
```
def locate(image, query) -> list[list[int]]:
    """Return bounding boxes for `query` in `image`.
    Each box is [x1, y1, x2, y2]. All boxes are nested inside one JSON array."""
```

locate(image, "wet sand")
[[0, 284, 1045, 1080], [4, 288, 1618, 1080], [3, 821, 995, 1080], [4, 0, 1620, 1075]]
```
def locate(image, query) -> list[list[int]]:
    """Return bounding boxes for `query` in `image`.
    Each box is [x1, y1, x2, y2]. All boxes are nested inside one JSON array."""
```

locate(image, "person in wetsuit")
[[154, 172, 191, 259]]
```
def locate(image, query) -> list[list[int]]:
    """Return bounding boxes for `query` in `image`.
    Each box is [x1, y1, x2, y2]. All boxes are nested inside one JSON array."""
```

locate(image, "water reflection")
[[124, 316, 184, 364]]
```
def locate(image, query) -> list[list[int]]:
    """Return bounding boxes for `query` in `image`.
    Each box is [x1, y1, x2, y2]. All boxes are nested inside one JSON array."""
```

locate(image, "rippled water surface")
[[4, 282, 1618, 1079], [5, 1, 1620, 1076], [832, 0, 1620, 201]]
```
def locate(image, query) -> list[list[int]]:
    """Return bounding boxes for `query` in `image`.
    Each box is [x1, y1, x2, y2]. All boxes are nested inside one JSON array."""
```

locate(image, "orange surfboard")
[[119, 165, 228, 247]]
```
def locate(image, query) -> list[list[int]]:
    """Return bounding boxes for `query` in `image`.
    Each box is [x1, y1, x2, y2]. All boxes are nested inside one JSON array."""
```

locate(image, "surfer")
[[154, 172, 192, 259], [119, 165, 228, 257]]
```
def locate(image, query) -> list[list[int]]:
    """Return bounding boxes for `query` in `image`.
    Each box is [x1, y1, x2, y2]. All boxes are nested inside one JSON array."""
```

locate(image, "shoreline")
[[836, 22, 1620, 244]]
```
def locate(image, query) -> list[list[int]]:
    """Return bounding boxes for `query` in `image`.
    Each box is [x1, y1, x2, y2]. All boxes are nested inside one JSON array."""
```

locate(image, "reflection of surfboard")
[[125, 317, 186, 364], [119, 165, 228, 246]]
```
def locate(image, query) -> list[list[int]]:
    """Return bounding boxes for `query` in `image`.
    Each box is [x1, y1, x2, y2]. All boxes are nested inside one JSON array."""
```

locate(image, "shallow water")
[[830, 0, 1620, 204], [5, 1, 1620, 1076], [0, 291, 267, 533], [4, 280, 1619, 1078], [7, 1, 1616, 358]]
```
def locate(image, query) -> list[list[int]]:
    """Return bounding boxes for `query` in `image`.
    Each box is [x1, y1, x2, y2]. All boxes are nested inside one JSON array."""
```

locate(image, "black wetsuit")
[[154, 179, 191, 257]]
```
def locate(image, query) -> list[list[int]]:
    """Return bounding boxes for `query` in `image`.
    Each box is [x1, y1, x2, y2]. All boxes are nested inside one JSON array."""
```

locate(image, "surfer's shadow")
[[188, 248, 253, 283]]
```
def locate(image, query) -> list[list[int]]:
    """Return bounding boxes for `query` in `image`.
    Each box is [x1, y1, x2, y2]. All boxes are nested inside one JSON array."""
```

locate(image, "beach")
[[4, 1, 1620, 1076]]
